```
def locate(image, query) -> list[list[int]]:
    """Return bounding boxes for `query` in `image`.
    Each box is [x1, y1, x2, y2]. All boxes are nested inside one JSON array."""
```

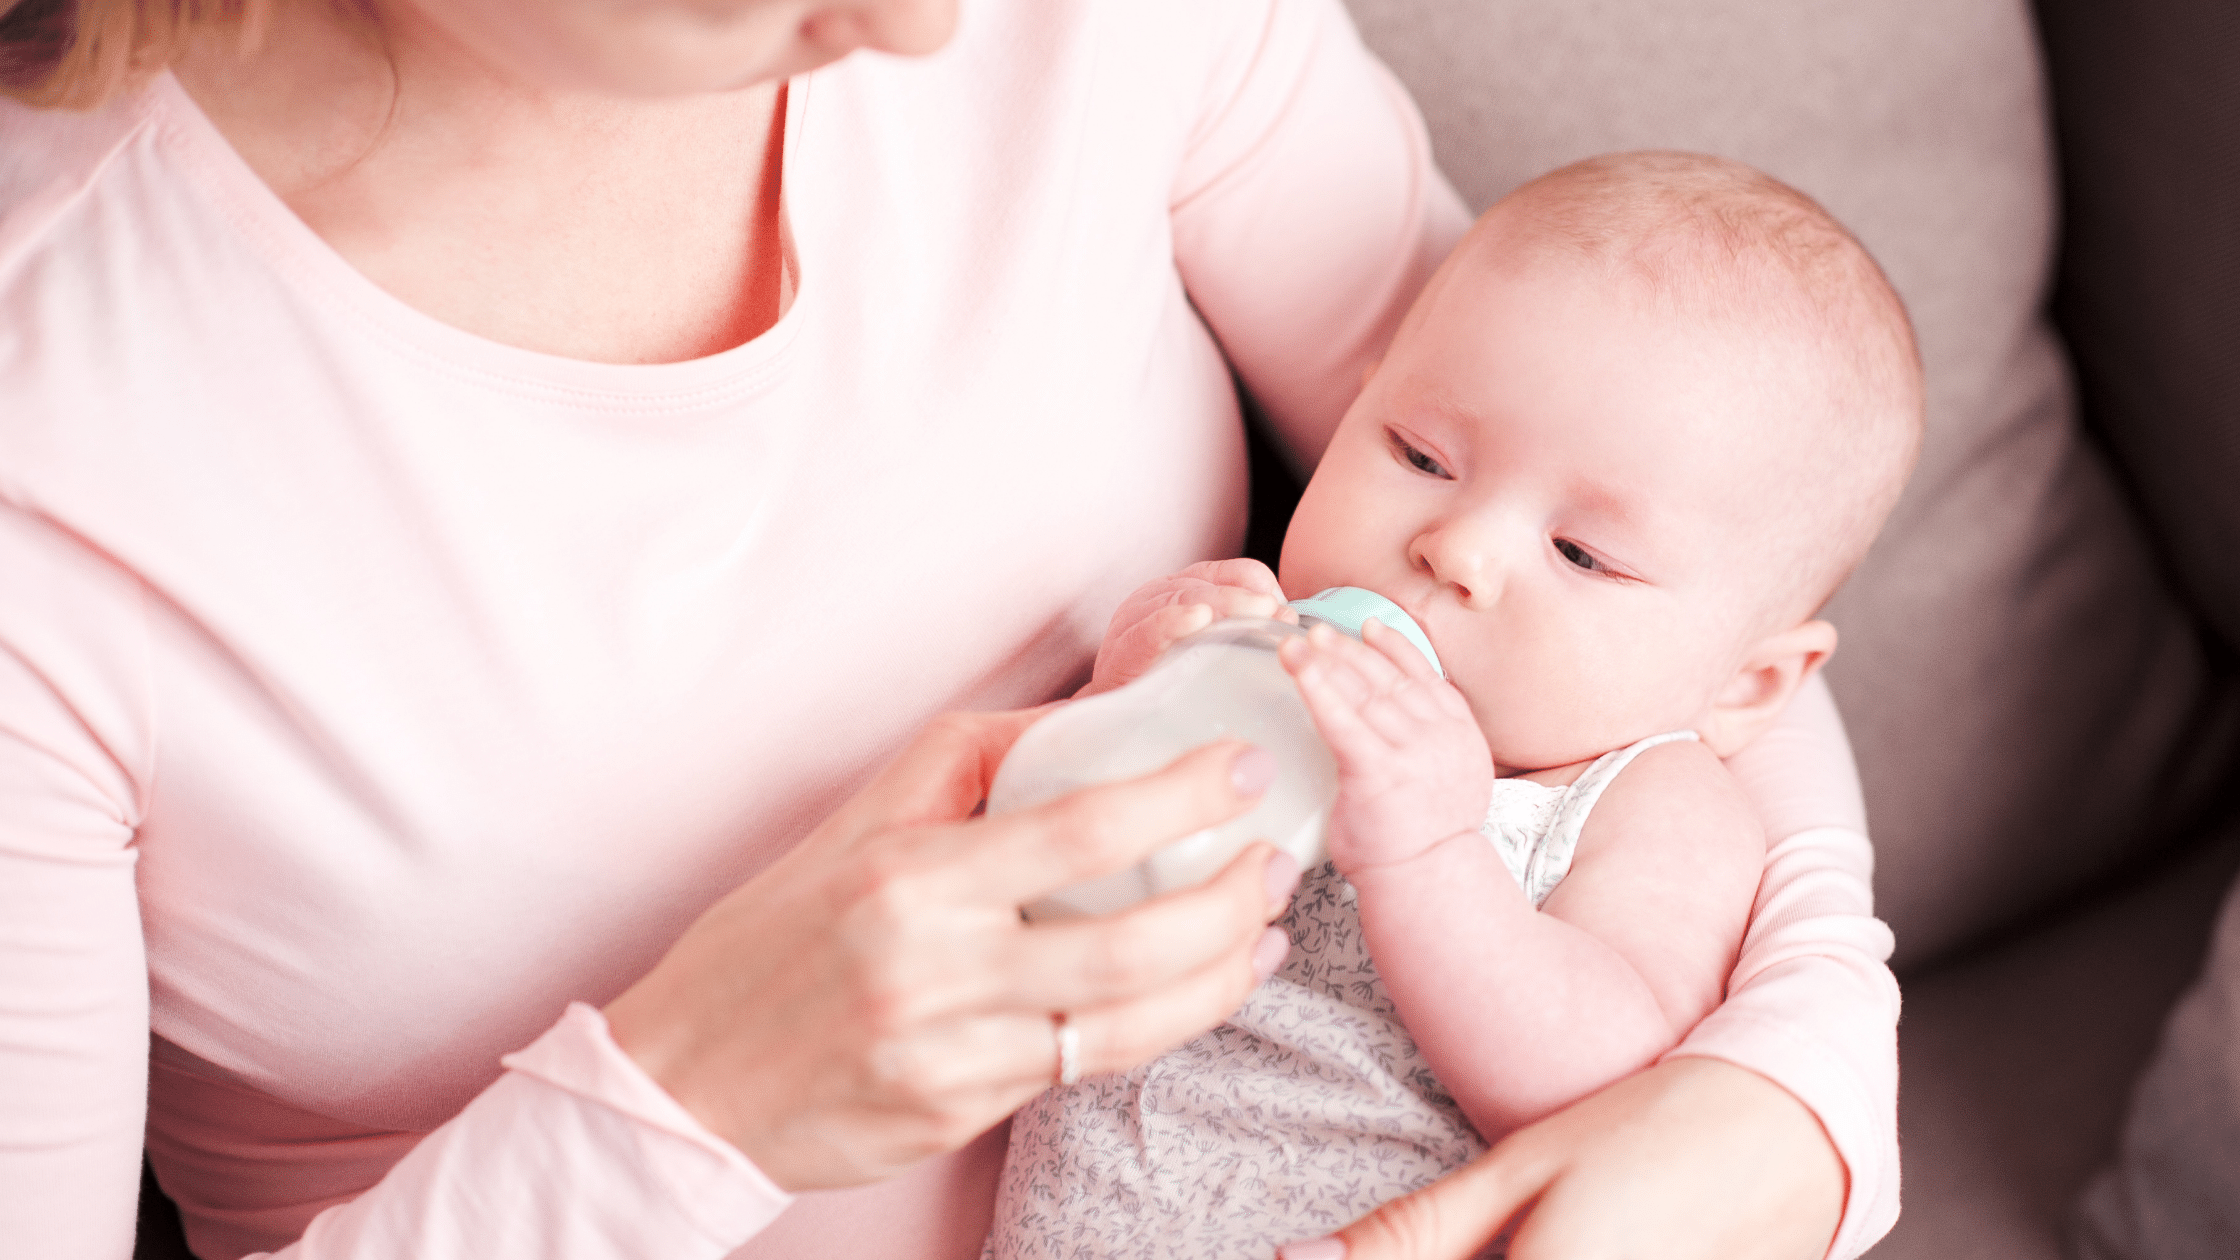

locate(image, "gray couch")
[[136, 1, 2240, 1257]]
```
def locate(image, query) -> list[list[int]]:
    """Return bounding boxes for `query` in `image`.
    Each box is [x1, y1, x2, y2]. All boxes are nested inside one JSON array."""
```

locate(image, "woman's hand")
[[603, 708, 1298, 1193], [1085, 559, 1294, 696], [1280, 1058, 1845, 1260]]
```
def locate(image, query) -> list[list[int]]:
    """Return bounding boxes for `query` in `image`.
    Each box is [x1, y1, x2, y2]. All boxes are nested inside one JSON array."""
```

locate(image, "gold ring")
[[1052, 1013, 1081, 1086]]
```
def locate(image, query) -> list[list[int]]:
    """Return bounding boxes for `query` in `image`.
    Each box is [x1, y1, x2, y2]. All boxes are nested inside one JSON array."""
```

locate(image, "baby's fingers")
[[1280, 634, 1371, 712], [1142, 601, 1217, 646], [1178, 558, 1286, 601], [1360, 617, 1441, 681], [1284, 624, 1410, 701], [1284, 628, 1474, 761], [1354, 620, 1475, 724], [1090, 604, 1216, 694], [1289, 647, 1405, 766], [1186, 585, 1285, 622]]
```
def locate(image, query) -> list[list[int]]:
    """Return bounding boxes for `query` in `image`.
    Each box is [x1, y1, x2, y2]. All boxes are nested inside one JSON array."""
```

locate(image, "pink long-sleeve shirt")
[[0, 1, 1900, 1257]]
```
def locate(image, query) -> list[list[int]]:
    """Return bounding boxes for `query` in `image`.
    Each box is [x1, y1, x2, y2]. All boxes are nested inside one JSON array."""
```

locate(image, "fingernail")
[[1278, 1238, 1346, 1260], [1231, 746, 1277, 796], [1263, 850, 1302, 909], [1251, 925, 1290, 982]]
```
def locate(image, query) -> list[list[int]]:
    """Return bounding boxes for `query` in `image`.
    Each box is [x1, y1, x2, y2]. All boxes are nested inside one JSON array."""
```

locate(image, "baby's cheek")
[[1451, 640, 1607, 771], [1471, 687, 1582, 773], [1475, 663, 1701, 773]]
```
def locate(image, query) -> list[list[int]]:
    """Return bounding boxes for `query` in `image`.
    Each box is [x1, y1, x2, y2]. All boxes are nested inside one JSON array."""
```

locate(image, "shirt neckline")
[[146, 71, 811, 412]]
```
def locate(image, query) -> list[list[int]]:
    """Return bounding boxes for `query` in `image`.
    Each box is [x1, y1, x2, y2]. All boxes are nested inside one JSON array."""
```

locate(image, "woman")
[[0, 0, 1892, 1256]]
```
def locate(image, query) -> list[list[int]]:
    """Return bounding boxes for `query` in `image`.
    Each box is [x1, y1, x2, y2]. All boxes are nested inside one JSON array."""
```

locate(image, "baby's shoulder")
[[1578, 736, 1764, 863]]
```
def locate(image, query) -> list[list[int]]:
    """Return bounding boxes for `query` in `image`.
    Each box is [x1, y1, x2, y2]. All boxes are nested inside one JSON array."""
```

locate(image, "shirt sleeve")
[[0, 503, 155, 1260], [261, 1005, 793, 1260], [1670, 672, 1902, 1260], [0, 502, 793, 1260], [1168, 0, 1472, 471]]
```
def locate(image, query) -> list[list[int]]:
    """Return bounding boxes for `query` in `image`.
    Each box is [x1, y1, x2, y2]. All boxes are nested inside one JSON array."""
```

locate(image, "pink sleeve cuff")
[[500, 1003, 796, 1241], [276, 1003, 793, 1258]]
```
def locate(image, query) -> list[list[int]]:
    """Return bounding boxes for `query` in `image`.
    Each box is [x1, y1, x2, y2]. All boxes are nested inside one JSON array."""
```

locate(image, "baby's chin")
[[1476, 700, 1704, 778], [1481, 730, 1615, 779]]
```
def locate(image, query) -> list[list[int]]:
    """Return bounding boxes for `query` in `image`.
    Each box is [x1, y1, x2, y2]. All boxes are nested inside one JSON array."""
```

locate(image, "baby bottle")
[[989, 587, 1442, 921]]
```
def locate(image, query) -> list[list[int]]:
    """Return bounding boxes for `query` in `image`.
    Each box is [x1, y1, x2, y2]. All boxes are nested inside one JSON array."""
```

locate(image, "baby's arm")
[[1283, 624, 1763, 1141]]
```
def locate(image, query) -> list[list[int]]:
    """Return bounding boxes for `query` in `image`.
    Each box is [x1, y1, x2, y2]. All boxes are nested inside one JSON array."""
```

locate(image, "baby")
[[986, 151, 1922, 1260]]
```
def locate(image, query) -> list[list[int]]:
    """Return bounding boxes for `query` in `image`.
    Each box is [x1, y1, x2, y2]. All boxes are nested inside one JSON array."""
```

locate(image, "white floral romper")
[[983, 731, 1699, 1260]]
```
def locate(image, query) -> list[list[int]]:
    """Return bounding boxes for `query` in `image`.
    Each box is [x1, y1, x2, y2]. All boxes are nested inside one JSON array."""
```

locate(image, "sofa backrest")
[[1344, 0, 2238, 969], [2036, 0, 2240, 662]]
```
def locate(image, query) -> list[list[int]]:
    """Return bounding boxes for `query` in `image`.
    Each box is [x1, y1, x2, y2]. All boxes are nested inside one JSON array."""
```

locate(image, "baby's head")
[[1279, 151, 1922, 769]]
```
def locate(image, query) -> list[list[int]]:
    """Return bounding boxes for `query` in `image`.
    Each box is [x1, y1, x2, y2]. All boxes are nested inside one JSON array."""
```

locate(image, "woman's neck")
[[174, 0, 789, 364]]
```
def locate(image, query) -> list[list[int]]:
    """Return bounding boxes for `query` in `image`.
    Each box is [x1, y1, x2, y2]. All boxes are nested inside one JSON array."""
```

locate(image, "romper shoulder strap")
[[1515, 730, 1700, 907]]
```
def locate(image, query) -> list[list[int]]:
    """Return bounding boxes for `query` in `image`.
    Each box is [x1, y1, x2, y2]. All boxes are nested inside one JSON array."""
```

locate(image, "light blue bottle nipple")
[[1286, 587, 1443, 678]]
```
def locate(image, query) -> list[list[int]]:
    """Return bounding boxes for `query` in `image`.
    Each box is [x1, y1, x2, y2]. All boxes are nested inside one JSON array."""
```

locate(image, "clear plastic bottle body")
[[988, 619, 1338, 921]]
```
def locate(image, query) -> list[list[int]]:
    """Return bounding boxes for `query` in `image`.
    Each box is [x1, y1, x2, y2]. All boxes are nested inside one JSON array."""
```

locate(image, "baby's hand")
[[1086, 559, 1294, 696], [1279, 620, 1494, 874]]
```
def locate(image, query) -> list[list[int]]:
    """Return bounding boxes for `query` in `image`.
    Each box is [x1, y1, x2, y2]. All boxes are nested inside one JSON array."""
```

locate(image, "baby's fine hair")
[[1483, 151, 1925, 617]]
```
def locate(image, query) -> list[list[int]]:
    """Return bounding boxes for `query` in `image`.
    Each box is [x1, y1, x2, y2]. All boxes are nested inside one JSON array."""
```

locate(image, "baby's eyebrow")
[[1558, 476, 1677, 579], [1563, 475, 1647, 533], [1394, 385, 1486, 440]]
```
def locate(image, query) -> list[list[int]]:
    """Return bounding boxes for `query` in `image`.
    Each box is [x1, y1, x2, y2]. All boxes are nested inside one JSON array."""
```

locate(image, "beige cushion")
[[2075, 876, 2240, 1259], [2039, 0, 2240, 1253], [1873, 823, 2240, 1260], [1343, 0, 2229, 969]]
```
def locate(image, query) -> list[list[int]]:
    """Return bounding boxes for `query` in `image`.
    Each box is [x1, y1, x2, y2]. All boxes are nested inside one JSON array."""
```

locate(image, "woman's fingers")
[[607, 707, 1295, 1196], [861, 1007, 1085, 1109], [1056, 921, 1285, 1077], [928, 918, 1283, 1107], [1501, 1060, 1844, 1260], [1279, 1141, 1544, 1260], [865, 858, 1293, 1116], [827, 707, 1050, 838], [995, 841, 1290, 1011], [849, 847, 1292, 1134], [959, 740, 1273, 904], [1284, 1059, 1846, 1260]]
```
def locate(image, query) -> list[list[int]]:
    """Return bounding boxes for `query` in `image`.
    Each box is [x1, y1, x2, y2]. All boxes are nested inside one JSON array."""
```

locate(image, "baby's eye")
[[1387, 430, 1451, 479], [1553, 539, 1604, 573]]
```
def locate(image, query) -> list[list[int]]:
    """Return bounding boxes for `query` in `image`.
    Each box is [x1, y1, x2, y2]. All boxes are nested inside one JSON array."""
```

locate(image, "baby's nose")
[[1410, 527, 1500, 606]]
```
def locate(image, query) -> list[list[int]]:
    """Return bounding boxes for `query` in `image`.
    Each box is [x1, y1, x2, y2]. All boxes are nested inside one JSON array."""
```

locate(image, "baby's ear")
[[1701, 620, 1838, 757]]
